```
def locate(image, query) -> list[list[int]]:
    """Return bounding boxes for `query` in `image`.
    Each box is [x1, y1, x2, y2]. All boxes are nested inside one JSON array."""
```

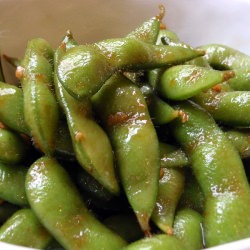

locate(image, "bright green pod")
[[0, 208, 52, 249], [225, 129, 250, 159], [122, 234, 183, 250], [159, 142, 189, 168], [157, 65, 235, 100], [92, 73, 160, 235], [152, 167, 185, 234], [140, 85, 180, 125], [54, 33, 120, 195], [193, 89, 250, 127], [0, 127, 29, 165], [25, 156, 127, 250], [173, 208, 203, 250], [18, 38, 59, 155], [170, 100, 250, 247], [226, 68, 250, 90], [199, 44, 250, 70], [0, 82, 29, 135], [0, 162, 28, 206], [103, 213, 144, 243], [57, 38, 204, 99]]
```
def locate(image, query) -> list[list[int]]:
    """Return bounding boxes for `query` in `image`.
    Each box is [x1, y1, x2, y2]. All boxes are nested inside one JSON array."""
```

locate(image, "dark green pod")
[[193, 89, 250, 127], [92, 74, 160, 235], [25, 156, 127, 250], [0, 127, 29, 165], [0, 162, 28, 206], [157, 65, 235, 100], [57, 38, 204, 99], [54, 33, 120, 195], [171, 101, 250, 247], [199, 44, 250, 70], [122, 234, 183, 250], [173, 208, 203, 250], [0, 208, 52, 249], [0, 82, 29, 135], [152, 167, 185, 234]]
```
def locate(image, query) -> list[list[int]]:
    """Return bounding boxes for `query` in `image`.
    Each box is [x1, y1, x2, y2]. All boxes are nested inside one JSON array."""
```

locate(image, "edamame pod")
[[152, 166, 185, 235], [199, 44, 250, 70], [0, 162, 28, 206], [57, 37, 204, 99], [122, 234, 183, 250], [18, 38, 59, 155], [0, 127, 29, 165], [54, 32, 120, 195], [92, 73, 160, 235], [170, 100, 250, 247], [140, 85, 180, 125], [157, 65, 235, 100], [173, 208, 203, 250], [226, 68, 250, 90], [193, 89, 250, 127], [0, 81, 29, 135], [25, 156, 127, 250], [0, 208, 52, 249], [159, 142, 189, 168]]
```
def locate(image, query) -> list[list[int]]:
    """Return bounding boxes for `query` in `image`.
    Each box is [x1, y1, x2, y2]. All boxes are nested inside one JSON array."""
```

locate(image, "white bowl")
[[0, 0, 250, 249]]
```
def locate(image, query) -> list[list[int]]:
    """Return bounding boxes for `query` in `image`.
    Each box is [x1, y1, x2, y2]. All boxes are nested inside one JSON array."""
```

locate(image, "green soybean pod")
[[225, 129, 250, 158], [226, 68, 250, 90], [170, 100, 250, 247], [0, 162, 28, 206], [18, 38, 59, 155], [0, 127, 29, 165], [152, 166, 185, 235], [25, 156, 127, 250], [57, 38, 204, 99], [54, 32, 120, 195], [173, 208, 203, 250], [157, 65, 235, 100], [140, 85, 180, 125], [122, 234, 183, 250], [92, 73, 160, 235], [0, 82, 29, 135], [0, 208, 52, 249], [159, 142, 189, 168], [193, 89, 250, 127], [199, 44, 250, 70]]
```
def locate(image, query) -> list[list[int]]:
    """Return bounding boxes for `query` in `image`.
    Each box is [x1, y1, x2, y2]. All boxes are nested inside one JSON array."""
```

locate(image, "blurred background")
[[0, 0, 250, 82]]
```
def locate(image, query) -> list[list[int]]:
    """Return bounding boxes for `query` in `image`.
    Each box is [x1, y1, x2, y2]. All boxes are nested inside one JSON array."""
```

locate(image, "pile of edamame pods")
[[0, 5, 250, 250]]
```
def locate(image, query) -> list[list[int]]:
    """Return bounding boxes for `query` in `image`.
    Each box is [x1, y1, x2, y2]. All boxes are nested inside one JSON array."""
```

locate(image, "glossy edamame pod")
[[152, 166, 185, 235], [140, 85, 180, 125], [0, 162, 28, 206], [0, 81, 29, 135], [193, 89, 250, 127], [226, 68, 250, 90], [157, 65, 235, 100], [57, 37, 204, 99], [170, 100, 250, 247], [17, 38, 59, 155], [159, 142, 189, 168], [103, 213, 144, 243], [122, 234, 183, 250], [0, 127, 29, 165], [54, 32, 120, 195], [92, 73, 160, 235], [199, 44, 250, 70], [0, 208, 52, 249], [173, 208, 203, 250], [225, 129, 250, 159], [25, 156, 127, 250]]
